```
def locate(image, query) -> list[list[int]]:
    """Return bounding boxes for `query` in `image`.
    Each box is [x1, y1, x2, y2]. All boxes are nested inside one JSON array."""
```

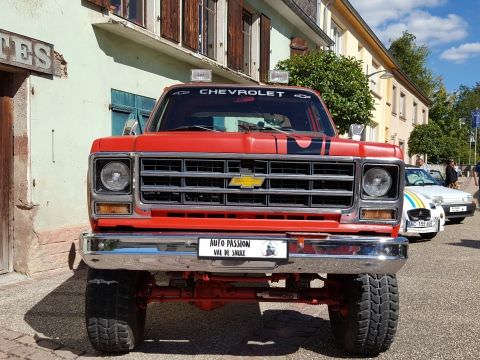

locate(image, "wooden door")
[[0, 71, 13, 273]]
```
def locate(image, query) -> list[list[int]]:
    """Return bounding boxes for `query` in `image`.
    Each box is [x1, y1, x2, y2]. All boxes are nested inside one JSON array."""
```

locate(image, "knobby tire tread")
[[329, 273, 399, 356], [85, 269, 145, 353]]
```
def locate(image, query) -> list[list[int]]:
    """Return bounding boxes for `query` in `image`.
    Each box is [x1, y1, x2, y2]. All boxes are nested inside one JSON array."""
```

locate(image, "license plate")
[[450, 206, 467, 212], [198, 238, 288, 260], [408, 220, 434, 228]]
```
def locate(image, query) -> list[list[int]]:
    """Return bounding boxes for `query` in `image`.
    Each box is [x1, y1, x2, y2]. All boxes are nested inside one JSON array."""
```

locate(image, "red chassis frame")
[[137, 272, 344, 312]]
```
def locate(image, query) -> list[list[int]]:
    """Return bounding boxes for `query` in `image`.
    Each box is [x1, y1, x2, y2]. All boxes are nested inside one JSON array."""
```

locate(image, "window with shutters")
[[110, 0, 146, 27], [161, 0, 180, 42], [259, 15, 271, 82], [227, 0, 244, 71], [242, 10, 253, 75], [110, 89, 155, 136]]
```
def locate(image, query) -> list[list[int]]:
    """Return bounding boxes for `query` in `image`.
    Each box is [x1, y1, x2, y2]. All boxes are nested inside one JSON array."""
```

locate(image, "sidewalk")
[[0, 268, 94, 360], [0, 327, 90, 360]]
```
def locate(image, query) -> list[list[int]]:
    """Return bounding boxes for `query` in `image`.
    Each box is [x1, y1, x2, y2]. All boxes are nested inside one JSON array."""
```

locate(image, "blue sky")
[[350, 0, 480, 92]]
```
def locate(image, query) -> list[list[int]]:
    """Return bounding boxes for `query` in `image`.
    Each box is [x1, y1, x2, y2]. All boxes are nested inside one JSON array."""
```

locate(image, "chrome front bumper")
[[80, 232, 408, 274]]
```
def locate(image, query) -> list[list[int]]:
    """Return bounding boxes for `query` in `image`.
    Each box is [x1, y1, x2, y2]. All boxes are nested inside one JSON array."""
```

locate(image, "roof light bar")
[[191, 69, 212, 82], [269, 70, 289, 84]]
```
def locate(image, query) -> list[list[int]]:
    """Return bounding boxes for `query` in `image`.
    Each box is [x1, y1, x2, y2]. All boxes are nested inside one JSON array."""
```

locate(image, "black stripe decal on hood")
[[287, 137, 323, 155], [324, 138, 331, 155]]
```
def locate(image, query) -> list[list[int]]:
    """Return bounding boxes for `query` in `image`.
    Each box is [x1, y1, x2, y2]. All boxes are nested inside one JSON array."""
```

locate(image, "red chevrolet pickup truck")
[[81, 78, 407, 356]]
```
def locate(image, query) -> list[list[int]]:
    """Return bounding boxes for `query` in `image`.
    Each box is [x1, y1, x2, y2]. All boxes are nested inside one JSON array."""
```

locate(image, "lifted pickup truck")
[[81, 77, 407, 356]]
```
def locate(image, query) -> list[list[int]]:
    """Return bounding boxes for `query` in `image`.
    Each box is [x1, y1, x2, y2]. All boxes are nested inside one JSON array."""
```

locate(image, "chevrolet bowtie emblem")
[[229, 174, 265, 189]]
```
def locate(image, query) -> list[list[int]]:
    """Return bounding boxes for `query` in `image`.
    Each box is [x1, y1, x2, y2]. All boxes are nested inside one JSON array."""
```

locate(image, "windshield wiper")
[[238, 123, 296, 135], [165, 125, 219, 132]]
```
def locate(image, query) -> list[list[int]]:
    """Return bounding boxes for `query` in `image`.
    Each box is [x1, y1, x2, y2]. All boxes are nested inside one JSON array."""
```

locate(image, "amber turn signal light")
[[361, 209, 395, 220], [95, 203, 131, 215]]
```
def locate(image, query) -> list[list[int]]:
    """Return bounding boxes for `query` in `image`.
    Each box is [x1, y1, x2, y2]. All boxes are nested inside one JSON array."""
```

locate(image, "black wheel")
[[448, 217, 465, 224], [85, 268, 147, 353], [328, 274, 399, 356], [419, 232, 437, 240]]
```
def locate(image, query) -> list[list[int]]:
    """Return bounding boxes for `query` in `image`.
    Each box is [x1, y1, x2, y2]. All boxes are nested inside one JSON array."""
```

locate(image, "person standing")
[[474, 161, 480, 206], [445, 160, 458, 188], [418, 157, 429, 172]]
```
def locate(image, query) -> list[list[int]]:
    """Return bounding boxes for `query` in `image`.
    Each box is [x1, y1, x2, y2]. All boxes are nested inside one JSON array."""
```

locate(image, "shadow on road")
[[448, 239, 480, 250], [24, 267, 348, 358]]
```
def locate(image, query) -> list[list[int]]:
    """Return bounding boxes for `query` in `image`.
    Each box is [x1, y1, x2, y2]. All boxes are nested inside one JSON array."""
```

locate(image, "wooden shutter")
[[290, 37, 308, 57], [182, 0, 199, 51], [161, 0, 180, 42], [227, 0, 243, 70], [259, 14, 271, 82], [84, 0, 110, 8]]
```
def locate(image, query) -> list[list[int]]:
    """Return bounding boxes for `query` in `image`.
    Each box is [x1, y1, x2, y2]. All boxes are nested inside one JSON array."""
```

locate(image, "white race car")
[[401, 188, 445, 240], [405, 167, 475, 224]]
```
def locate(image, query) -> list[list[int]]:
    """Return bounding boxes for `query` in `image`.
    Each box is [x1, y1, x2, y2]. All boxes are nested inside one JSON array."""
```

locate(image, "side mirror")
[[349, 124, 364, 141], [122, 119, 139, 136]]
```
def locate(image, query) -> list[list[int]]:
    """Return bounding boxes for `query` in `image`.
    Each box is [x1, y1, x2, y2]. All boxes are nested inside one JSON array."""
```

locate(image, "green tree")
[[454, 83, 480, 123], [276, 50, 374, 133], [454, 83, 480, 163], [388, 32, 435, 98], [429, 82, 456, 126], [408, 123, 443, 158]]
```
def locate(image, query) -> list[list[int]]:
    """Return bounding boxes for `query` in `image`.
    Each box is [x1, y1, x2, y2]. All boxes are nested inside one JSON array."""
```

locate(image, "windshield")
[[405, 168, 439, 186], [148, 86, 335, 136]]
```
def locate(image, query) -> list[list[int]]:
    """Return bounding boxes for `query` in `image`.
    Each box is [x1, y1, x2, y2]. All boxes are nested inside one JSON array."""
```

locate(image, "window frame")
[[110, 0, 147, 27], [330, 20, 342, 55], [392, 85, 397, 114], [198, 0, 217, 60], [241, 9, 253, 76], [399, 92, 406, 119], [413, 101, 418, 125], [369, 61, 381, 96]]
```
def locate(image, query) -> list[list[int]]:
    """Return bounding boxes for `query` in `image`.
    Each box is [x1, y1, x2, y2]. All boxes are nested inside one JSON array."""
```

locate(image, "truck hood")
[[91, 132, 404, 159]]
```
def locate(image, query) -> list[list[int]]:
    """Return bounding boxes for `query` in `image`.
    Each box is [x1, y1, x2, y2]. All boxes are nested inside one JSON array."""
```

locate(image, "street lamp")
[[367, 69, 394, 79]]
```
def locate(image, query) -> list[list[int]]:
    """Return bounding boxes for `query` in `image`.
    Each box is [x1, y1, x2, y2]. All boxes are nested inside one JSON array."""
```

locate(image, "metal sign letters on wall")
[[0, 28, 54, 75]]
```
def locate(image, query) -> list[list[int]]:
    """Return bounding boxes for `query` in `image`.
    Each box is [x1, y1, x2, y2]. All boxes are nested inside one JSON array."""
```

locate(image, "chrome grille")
[[140, 158, 355, 208], [407, 208, 431, 221]]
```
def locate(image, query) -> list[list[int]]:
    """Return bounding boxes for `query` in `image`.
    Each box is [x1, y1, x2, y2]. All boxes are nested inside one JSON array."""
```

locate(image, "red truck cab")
[[81, 81, 407, 356]]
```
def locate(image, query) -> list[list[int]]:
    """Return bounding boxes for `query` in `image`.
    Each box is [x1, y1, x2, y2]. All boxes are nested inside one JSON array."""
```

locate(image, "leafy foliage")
[[408, 123, 442, 158], [276, 51, 374, 133], [388, 32, 435, 98], [454, 83, 480, 124]]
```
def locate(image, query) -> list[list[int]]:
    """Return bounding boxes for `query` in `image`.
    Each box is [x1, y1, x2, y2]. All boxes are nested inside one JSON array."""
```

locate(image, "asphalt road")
[[1, 210, 479, 359]]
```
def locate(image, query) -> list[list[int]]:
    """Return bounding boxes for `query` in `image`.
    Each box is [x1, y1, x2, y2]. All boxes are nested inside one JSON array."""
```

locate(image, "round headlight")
[[363, 167, 392, 197], [100, 161, 130, 191]]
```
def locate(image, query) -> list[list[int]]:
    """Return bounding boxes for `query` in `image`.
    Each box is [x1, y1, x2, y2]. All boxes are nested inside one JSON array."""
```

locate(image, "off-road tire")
[[448, 217, 465, 224], [419, 232, 437, 240], [328, 273, 399, 356], [85, 269, 147, 353]]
